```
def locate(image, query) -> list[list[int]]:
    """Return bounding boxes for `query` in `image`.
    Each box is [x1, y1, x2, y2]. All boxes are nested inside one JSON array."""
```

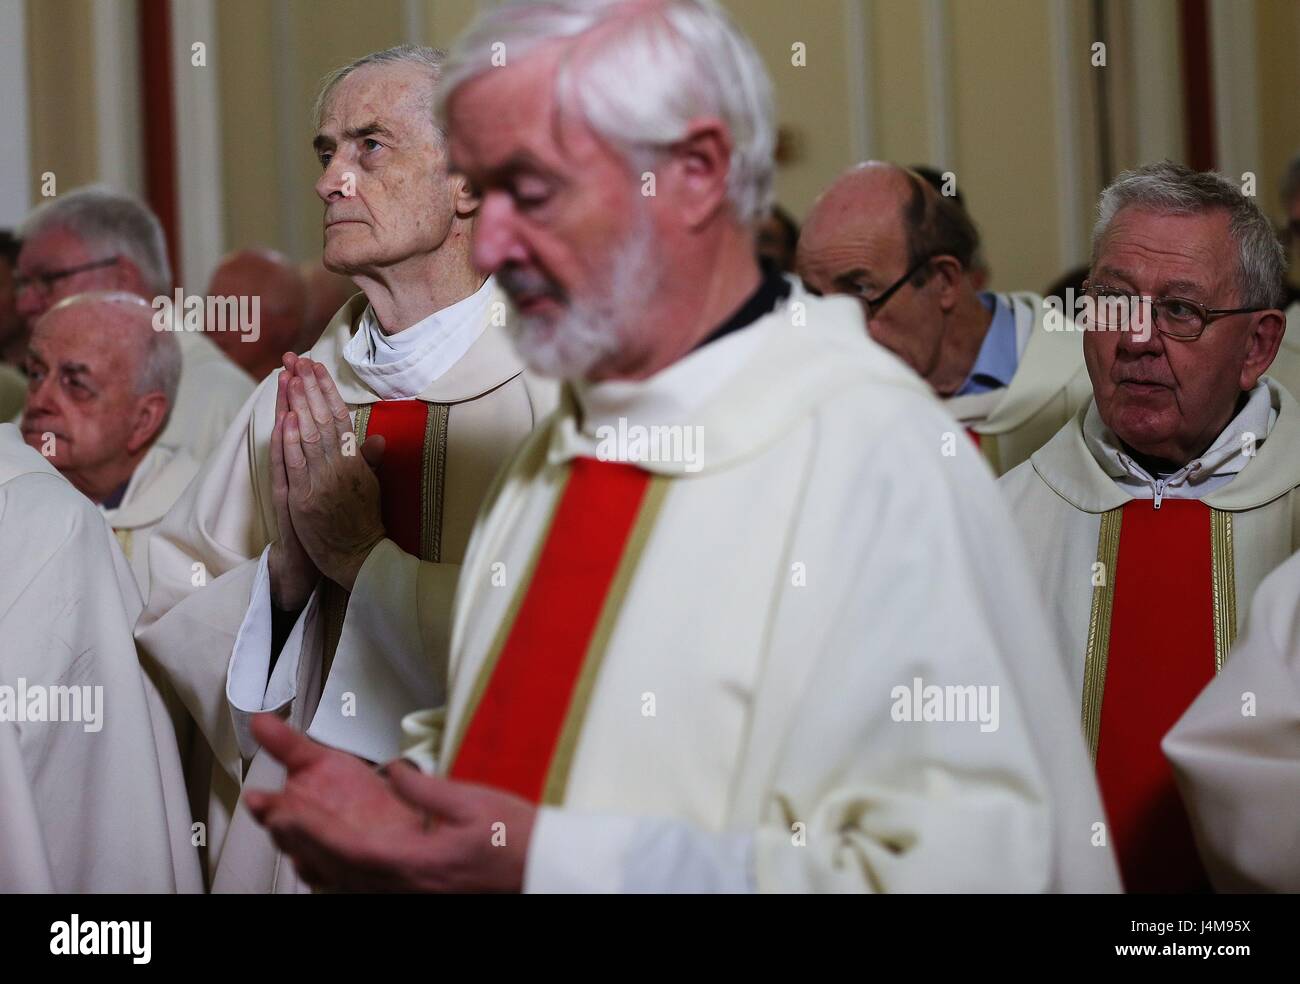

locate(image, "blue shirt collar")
[[956, 292, 1019, 396]]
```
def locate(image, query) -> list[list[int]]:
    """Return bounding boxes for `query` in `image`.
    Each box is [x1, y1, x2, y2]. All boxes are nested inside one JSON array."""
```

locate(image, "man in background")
[[21, 292, 194, 595], [799, 161, 1089, 474], [207, 248, 308, 381], [15, 186, 253, 462]]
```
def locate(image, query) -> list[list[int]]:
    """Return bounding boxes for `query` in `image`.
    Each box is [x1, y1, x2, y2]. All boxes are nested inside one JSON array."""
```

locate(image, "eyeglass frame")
[[861, 253, 940, 318], [1080, 279, 1273, 341], [14, 256, 121, 297]]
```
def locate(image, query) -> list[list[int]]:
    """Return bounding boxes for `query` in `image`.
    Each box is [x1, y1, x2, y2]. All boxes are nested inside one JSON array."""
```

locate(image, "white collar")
[[1084, 379, 1276, 499], [342, 277, 494, 400]]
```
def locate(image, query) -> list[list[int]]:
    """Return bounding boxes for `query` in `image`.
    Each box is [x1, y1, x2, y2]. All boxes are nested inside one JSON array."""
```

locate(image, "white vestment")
[[1000, 379, 1300, 696], [406, 292, 1120, 893], [1163, 548, 1300, 891], [136, 284, 556, 891], [162, 332, 255, 463], [0, 423, 201, 892], [101, 443, 200, 597], [943, 292, 1091, 476]]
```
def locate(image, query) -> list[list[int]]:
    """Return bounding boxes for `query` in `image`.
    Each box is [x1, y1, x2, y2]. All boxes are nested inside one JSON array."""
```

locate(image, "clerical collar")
[[343, 277, 494, 400], [692, 261, 792, 353], [1084, 380, 1276, 499]]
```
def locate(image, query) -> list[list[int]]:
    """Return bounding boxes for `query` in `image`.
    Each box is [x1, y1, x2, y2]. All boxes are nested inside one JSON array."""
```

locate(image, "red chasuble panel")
[[965, 427, 982, 448], [1095, 499, 1215, 892], [362, 400, 428, 558], [450, 458, 653, 803]]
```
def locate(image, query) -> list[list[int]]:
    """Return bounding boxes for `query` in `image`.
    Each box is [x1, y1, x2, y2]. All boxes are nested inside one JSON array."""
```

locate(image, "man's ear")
[[452, 173, 480, 219], [1241, 309, 1286, 389], [930, 255, 965, 312], [660, 117, 733, 229], [126, 391, 168, 454]]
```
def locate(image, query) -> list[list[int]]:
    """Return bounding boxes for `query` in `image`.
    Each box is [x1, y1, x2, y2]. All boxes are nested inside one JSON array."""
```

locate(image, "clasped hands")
[[268, 353, 386, 610]]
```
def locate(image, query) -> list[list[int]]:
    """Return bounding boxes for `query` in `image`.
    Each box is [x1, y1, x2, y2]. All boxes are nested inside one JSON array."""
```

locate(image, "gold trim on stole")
[[1210, 509, 1237, 672], [420, 405, 450, 564], [444, 473, 672, 806], [444, 470, 575, 770], [540, 477, 670, 804], [1082, 508, 1122, 761], [113, 527, 133, 560], [320, 400, 446, 682]]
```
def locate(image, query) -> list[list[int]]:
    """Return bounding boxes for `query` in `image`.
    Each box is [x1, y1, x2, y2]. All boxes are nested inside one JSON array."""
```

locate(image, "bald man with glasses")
[[798, 161, 1090, 475], [1000, 162, 1300, 893]]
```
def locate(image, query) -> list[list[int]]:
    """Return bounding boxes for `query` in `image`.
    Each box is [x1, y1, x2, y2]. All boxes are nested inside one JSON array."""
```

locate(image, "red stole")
[[449, 458, 657, 803], [321, 399, 443, 673], [361, 400, 429, 558], [1094, 499, 1215, 892]]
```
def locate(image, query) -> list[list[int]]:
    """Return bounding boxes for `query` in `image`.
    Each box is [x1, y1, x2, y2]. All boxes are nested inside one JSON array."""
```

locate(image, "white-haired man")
[[15, 187, 253, 461], [244, 0, 1117, 894], [1000, 162, 1300, 892], [135, 45, 555, 892], [0, 419, 200, 891], [20, 292, 193, 595]]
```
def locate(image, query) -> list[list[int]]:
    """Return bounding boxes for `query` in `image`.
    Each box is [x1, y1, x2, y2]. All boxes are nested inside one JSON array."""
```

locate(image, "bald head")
[[206, 248, 307, 380], [21, 292, 180, 501], [798, 161, 980, 383]]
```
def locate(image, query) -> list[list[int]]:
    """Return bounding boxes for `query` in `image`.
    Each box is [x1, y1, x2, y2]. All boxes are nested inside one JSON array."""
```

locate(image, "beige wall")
[[20, 0, 1300, 292], [25, 0, 98, 202]]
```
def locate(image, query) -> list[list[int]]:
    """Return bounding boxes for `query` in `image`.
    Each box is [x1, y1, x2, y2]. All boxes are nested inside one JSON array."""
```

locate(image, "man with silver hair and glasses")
[[243, 0, 1117, 894], [1000, 161, 1300, 892], [136, 44, 555, 892], [14, 186, 253, 461], [20, 291, 193, 596]]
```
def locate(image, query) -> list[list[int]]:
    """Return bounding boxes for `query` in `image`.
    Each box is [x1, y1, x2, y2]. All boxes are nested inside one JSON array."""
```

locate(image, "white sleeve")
[[306, 539, 455, 764], [225, 546, 318, 761], [523, 809, 754, 893]]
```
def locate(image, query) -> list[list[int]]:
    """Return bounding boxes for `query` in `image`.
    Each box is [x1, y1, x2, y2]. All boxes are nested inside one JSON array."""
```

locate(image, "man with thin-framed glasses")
[[14, 187, 253, 461], [797, 161, 1090, 475], [1001, 161, 1300, 894]]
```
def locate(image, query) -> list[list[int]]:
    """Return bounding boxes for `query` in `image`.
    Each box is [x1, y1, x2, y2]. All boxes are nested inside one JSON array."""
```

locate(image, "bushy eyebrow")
[[313, 121, 396, 153], [1097, 265, 1208, 297]]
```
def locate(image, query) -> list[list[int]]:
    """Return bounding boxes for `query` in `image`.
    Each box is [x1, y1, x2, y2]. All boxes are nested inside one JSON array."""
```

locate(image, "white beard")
[[504, 212, 661, 380]]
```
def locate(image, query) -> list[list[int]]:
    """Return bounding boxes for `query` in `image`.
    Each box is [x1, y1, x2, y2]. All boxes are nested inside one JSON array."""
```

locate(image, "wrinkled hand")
[[281, 355, 387, 592], [245, 714, 536, 893], [268, 367, 319, 610]]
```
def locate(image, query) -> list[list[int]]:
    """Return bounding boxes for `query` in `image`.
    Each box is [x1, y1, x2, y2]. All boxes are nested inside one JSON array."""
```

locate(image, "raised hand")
[[281, 357, 387, 592], [268, 360, 320, 611]]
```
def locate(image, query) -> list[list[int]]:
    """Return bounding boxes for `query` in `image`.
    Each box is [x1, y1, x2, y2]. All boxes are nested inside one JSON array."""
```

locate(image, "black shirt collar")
[[692, 261, 792, 353]]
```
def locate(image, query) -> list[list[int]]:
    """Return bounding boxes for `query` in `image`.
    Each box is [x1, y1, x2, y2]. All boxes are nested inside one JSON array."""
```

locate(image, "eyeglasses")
[[861, 254, 938, 318], [1081, 281, 1272, 340], [14, 256, 120, 296]]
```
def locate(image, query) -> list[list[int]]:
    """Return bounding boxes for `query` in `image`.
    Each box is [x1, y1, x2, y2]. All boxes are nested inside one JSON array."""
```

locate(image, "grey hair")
[[43, 290, 182, 424], [314, 44, 448, 137], [1092, 160, 1286, 309], [20, 186, 172, 296], [437, 0, 777, 224]]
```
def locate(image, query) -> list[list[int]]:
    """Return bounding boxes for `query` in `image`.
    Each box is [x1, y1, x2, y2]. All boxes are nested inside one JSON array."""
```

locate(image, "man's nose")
[[315, 157, 354, 203], [472, 193, 527, 275], [23, 375, 58, 419], [1116, 300, 1165, 355]]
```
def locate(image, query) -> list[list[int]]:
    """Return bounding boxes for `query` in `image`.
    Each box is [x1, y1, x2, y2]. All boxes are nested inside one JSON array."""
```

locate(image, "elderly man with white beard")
[[135, 44, 555, 892], [240, 0, 1117, 895]]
